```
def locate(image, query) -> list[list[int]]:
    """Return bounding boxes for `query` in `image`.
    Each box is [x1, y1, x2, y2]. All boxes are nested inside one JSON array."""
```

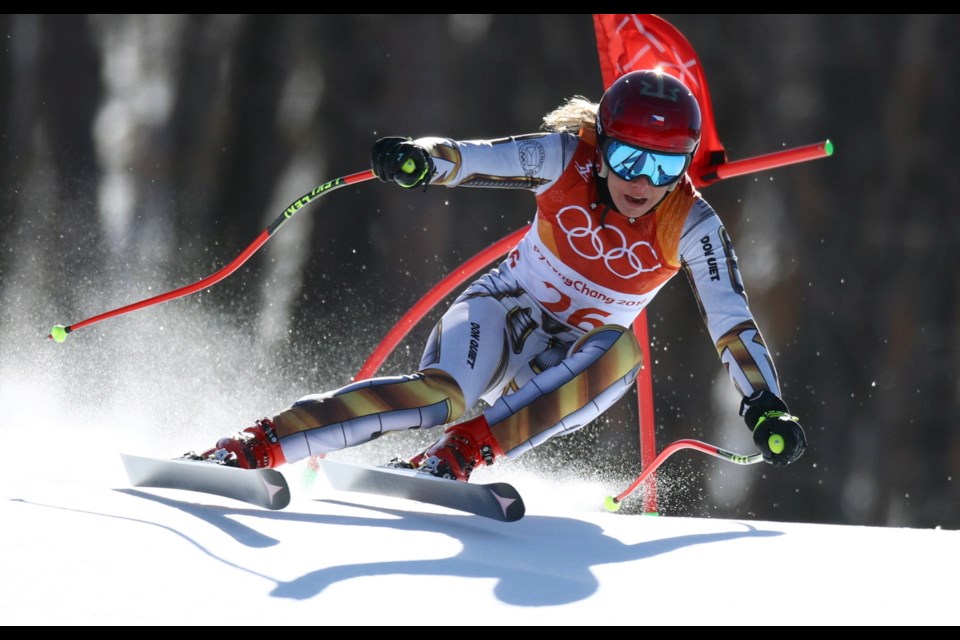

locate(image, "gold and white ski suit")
[[272, 131, 780, 462]]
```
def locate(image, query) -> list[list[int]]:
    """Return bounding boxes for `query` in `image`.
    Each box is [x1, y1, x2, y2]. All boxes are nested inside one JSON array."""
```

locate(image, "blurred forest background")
[[1, 14, 958, 528]]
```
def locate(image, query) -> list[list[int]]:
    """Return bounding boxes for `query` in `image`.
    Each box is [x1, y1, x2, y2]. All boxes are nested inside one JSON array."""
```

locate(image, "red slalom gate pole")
[[354, 226, 527, 380], [699, 140, 834, 184]]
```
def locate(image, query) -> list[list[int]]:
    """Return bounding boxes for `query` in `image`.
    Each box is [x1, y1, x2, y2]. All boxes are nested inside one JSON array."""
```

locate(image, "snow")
[[2, 237, 955, 627], [2, 443, 957, 626]]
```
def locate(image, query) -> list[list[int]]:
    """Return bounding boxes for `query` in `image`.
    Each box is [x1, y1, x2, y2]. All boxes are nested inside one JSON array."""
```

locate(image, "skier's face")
[[605, 170, 671, 219]]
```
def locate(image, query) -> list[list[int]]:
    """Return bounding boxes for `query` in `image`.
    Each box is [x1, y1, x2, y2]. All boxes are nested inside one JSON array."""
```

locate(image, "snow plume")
[[0, 212, 369, 483]]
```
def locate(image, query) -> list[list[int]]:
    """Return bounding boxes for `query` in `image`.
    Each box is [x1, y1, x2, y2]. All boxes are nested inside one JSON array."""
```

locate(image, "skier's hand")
[[741, 390, 807, 466], [371, 137, 434, 189]]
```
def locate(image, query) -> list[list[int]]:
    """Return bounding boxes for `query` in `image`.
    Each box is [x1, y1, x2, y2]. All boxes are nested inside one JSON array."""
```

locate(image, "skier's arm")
[[679, 202, 807, 466], [371, 133, 577, 195]]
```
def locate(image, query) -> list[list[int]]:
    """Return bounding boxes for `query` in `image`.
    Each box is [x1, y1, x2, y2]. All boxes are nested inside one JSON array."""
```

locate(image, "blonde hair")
[[541, 96, 598, 133]]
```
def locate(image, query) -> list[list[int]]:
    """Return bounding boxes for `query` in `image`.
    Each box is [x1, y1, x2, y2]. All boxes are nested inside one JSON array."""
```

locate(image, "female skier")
[[186, 69, 807, 480]]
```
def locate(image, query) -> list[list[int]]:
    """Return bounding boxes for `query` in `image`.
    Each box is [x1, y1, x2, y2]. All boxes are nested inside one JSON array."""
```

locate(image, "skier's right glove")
[[370, 137, 434, 189], [740, 389, 807, 467]]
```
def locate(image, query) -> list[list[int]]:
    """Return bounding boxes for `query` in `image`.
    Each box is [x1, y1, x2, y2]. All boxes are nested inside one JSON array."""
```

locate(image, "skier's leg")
[[417, 324, 642, 480], [186, 369, 468, 469], [490, 324, 643, 457], [192, 264, 582, 471], [191, 273, 529, 469]]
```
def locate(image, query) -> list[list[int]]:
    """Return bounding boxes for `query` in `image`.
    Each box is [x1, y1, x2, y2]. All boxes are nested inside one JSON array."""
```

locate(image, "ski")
[[120, 453, 291, 510], [317, 458, 525, 522]]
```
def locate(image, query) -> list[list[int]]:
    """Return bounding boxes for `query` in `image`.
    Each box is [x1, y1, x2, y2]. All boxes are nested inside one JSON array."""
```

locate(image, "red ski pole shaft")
[[48, 170, 375, 343], [604, 439, 763, 512]]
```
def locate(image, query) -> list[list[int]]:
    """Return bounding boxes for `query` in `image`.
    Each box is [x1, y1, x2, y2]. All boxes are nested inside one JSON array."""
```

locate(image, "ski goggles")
[[603, 139, 691, 186]]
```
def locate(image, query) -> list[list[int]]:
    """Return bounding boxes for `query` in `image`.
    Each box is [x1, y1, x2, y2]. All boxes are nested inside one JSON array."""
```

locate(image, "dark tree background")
[[2, 15, 958, 528]]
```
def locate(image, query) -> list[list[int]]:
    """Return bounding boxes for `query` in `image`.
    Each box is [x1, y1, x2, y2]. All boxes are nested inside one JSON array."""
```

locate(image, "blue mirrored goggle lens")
[[604, 140, 689, 186]]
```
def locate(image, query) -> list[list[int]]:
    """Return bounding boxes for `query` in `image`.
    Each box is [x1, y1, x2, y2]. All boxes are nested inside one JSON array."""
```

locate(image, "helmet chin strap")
[[594, 157, 615, 212], [596, 153, 610, 179]]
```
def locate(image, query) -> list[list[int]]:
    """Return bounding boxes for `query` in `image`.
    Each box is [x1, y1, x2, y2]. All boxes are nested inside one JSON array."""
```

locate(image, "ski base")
[[318, 458, 525, 522], [120, 453, 291, 510]]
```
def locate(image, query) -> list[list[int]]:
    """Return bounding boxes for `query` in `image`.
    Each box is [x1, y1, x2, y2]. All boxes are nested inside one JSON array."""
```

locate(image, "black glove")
[[740, 389, 807, 467], [370, 136, 434, 189]]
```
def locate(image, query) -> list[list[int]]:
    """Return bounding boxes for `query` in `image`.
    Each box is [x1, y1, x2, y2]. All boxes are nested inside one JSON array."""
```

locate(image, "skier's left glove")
[[740, 390, 807, 467], [370, 137, 434, 189]]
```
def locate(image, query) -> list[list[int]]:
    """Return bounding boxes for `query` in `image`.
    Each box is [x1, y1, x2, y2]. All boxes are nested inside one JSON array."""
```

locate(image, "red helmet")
[[597, 70, 702, 155]]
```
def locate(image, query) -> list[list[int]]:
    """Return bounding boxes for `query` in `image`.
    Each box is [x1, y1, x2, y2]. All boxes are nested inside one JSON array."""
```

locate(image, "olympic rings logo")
[[556, 206, 662, 279]]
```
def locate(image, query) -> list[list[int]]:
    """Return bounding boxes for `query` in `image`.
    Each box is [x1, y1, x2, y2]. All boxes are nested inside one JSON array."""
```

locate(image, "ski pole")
[[48, 169, 377, 343], [603, 438, 763, 512]]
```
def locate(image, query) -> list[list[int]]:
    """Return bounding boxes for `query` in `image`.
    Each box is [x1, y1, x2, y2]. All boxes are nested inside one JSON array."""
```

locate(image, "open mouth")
[[624, 194, 648, 208]]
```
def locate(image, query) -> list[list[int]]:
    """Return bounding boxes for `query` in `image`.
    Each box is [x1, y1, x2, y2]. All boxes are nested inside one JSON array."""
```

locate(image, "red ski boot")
[[191, 418, 286, 469], [415, 414, 505, 482]]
